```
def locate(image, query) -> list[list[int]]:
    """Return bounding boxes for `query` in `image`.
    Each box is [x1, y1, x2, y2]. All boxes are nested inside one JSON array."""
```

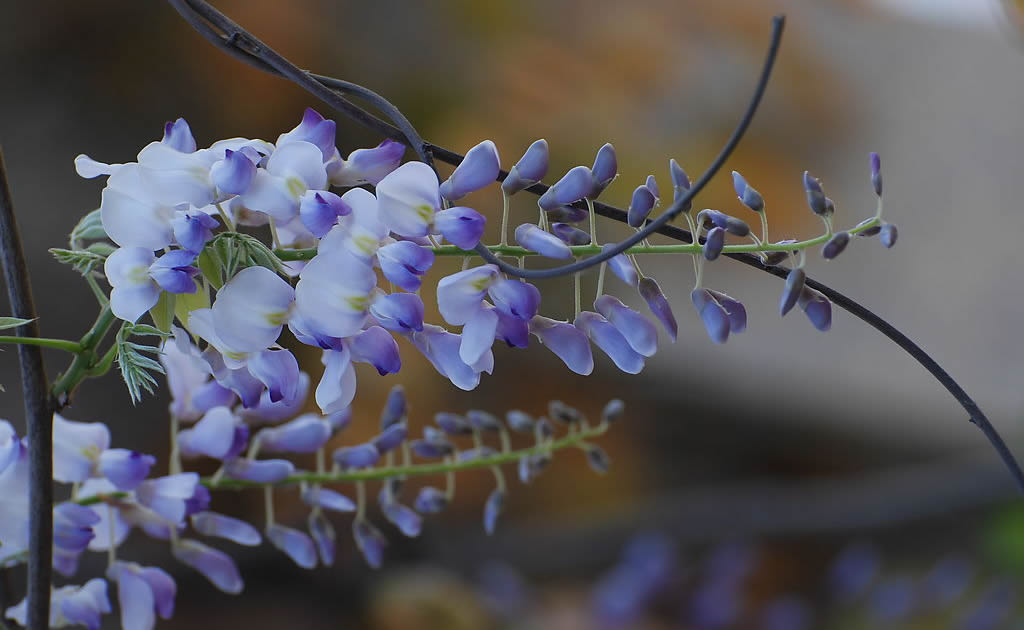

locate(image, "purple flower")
[[529, 315, 594, 375], [379, 385, 407, 429], [870, 152, 882, 196], [495, 310, 530, 348], [589, 143, 617, 199], [707, 290, 747, 334], [135, 473, 200, 524], [107, 561, 177, 630], [6, 579, 111, 630], [371, 422, 408, 454], [267, 524, 318, 569], [822, 231, 850, 260], [211, 148, 256, 195], [515, 224, 573, 259], [52, 413, 110, 483], [691, 288, 731, 344], [637, 277, 677, 342], [331, 138, 405, 187], [704, 226, 725, 261], [294, 246, 375, 340], [173, 538, 243, 594], [277, 107, 337, 160], [98, 449, 156, 491], [551, 222, 591, 245], [210, 265, 295, 353], [731, 170, 764, 212], [538, 166, 593, 211], [314, 348, 356, 415], [376, 241, 434, 292], [410, 324, 494, 390], [803, 171, 827, 216], [575, 311, 645, 374], [502, 139, 549, 195], [190, 512, 261, 546], [257, 414, 331, 453], [594, 295, 658, 357], [308, 511, 336, 566], [223, 457, 295, 482], [163, 118, 196, 153], [879, 222, 898, 248], [435, 206, 487, 249], [603, 244, 639, 287], [627, 184, 657, 228], [436, 265, 499, 325], [440, 140, 500, 201], [172, 209, 219, 254], [352, 519, 387, 568], [177, 406, 247, 460], [247, 348, 301, 404], [350, 326, 402, 375], [53, 503, 100, 577], [301, 487, 356, 513], [370, 291, 425, 333], [669, 158, 692, 212], [379, 487, 422, 538], [483, 488, 505, 535], [149, 249, 199, 295], [779, 268, 805, 317], [299, 190, 351, 238], [703, 209, 750, 237], [488, 279, 541, 321], [375, 161, 440, 237], [333, 443, 380, 469], [413, 487, 448, 513], [798, 287, 832, 331]]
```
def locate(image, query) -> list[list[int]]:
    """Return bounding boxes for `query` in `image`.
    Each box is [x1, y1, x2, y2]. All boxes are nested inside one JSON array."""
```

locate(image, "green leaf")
[[0, 317, 35, 331], [174, 278, 209, 331], [49, 247, 107, 276], [69, 208, 107, 248], [148, 292, 176, 334], [198, 249, 224, 290], [85, 242, 116, 257], [205, 232, 286, 280], [115, 325, 166, 404]]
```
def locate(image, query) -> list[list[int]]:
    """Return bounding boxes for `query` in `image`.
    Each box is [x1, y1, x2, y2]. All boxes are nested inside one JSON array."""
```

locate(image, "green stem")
[[0, 337, 82, 353], [52, 305, 117, 403], [273, 217, 879, 262]]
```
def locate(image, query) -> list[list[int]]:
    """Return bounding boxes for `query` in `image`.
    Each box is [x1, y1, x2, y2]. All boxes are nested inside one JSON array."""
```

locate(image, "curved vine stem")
[[164, 1, 1024, 493]]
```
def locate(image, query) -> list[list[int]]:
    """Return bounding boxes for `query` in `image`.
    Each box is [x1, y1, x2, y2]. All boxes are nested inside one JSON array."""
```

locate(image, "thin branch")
[[164, 1, 1024, 493], [0, 149, 53, 630]]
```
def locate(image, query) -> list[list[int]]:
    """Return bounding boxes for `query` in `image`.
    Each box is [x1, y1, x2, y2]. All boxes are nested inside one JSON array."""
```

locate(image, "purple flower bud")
[[779, 268, 805, 317], [333, 443, 380, 469], [301, 486, 356, 513], [350, 326, 401, 376], [413, 487, 448, 514], [299, 190, 351, 238], [380, 497, 422, 538], [505, 410, 534, 433], [669, 158, 692, 213], [435, 206, 487, 249], [798, 287, 832, 332], [822, 231, 850, 260], [803, 171, 827, 216], [379, 385, 407, 429], [731, 171, 764, 212], [173, 539, 243, 594], [327, 407, 353, 432], [370, 292, 425, 333], [545, 205, 589, 223], [550, 222, 592, 245], [257, 415, 331, 453], [574, 311, 645, 374], [707, 290, 747, 334], [704, 226, 726, 261], [922, 555, 972, 606], [488, 278, 541, 321], [211, 149, 256, 195], [602, 244, 639, 288], [267, 524, 318, 569], [279, 108, 337, 160], [376, 241, 434, 292], [178, 407, 245, 460], [855, 217, 882, 237], [548, 400, 581, 425], [308, 511, 335, 567], [589, 143, 617, 199], [879, 222, 898, 248], [371, 422, 407, 454], [518, 453, 551, 483], [502, 139, 549, 195], [763, 239, 798, 266], [410, 437, 454, 458], [585, 444, 610, 474], [690, 288, 730, 344], [190, 512, 261, 546], [333, 139, 405, 186], [435, 412, 472, 435], [645, 174, 660, 201], [627, 184, 657, 228], [98, 449, 156, 491], [149, 250, 199, 295], [483, 488, 505, 535], [440, 140, 500, 201], [467, 410, 502, 432], [538, 166, 593, 211], [870, 152, 882, 197], [594, 294, 658, 356], [535, 417, 554, 439], [53, 503, 99, 553], [248, 348, 300, 405], [602, 399, 624, 424], [172, 210, 219, 254], [529, 315, 594, 375], [760, 597, 810, 630], [162, 118, 196, 153], [184, 485, 211, 517], [637, 277, 677, 342], [457, 446, 498, 462], [823, 197, 836, 216], [352, 519, 387, 568], [870, 577, 916, 622], [515, 223, 573, 259], [224, 458, 294, 483]]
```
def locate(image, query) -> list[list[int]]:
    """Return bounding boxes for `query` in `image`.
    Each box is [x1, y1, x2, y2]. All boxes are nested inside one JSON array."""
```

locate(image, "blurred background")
[[4, 0, 1024, 627]]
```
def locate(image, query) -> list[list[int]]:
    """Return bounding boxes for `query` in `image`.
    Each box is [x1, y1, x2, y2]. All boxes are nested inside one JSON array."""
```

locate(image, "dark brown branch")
[[0, 150, 54, 629]]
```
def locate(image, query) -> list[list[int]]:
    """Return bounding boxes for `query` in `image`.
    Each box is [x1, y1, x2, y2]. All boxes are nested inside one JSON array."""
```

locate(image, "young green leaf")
[[0, 317, 35, 331]]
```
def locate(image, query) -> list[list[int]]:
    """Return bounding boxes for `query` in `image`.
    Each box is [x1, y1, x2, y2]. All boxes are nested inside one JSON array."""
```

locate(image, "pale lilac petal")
[[53, 413, 110, 483], [98, 449, 156, 491], [212, 266, 294, 353], [529, 315, 594, 375], [210, 148, 256, 195], [538, 165, 593, 210], [257, 414, 331, 453], [436, 265, 498, 325], [323, 188, 388, 260], [162, 118, 196, 153], [110, 285, 161, 323], [239, 372, 311, 424], [349, 326, 402, 375], [301, 487, 356, 512], [435, 206, 486, 249], [369, 292, 425, 333], [487, 279, 541, 320], [104, 246, 156, 287], [376, 240, 434, 292], [575, 311, 645, 374], [113, 565, 156, 630], [139, 566, 176, 620], [594, 294, 658, 356], [267, 524, 318, 569], [460, 306, 498, 364], [171, 209, 219, 253], [515, 223, 573, 259], [315, 348, 357, 415], [409, 325, 486, 390], [191, 512, 261, 546], [299, 190, 351, 238], [308, 511, 336, 566], [0, 421, 17, 475], [294, 248, 376, 339], [223, 458, 294, 483], [135, 473, 199, 524], [266, 139, 328, 192], [439, 140, 500, 201], [173, 539, 243, 594], [75, 154, 121, 179], [177, 407, 240, 459], [375, 161, 440, 237], [331, 138, 405, 186], [247, 348, 300, 404], [277, 108, 337, 160], [239, 168, 298, 222], [502, 139, 548, 195]]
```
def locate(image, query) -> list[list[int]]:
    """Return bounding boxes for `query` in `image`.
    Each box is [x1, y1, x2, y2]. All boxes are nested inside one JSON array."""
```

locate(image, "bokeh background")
[[3, 0, 1024, 627]]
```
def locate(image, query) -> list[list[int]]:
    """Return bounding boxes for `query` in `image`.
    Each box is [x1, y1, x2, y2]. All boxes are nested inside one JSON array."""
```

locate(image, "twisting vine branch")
[[0, 150, 54, 630], [163, 0, 1024, 494]]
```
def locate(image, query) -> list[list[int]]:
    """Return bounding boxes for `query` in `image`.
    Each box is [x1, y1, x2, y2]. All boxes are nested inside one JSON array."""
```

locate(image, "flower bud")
[[645, 174, 660, 202], [880, 222, 898, 248], [669, 158, 692, 213], [798, 287, 832, 332], [585, 445, 611, 474], [803, 171, 827, 216], [505, 410, 535, 433], [703, 227, 725, 261], [413, 487, 449, 514], [779, 268, 805, 316], [690, 288, 730, 344], [870, 152, 882, 197], [551, 222, 592, 245], [483, 488, 505, 535], [379, 385, 407, 429], [435, 411, 472, 436], [732, 171, 764, 212], [601, 399, 624, 424], [627, 184, 657, 228], [371, 422, 407, 454], [707, 289, 747, 334], [637, 277, 677, 342], [855, 217, 882, 237], [440, 140, 500, 201], [515, 223, 573, 259], [822, 231, 850, 260], [502, 139, 549, 195], [589, 143, 618, 199], [603, 244, 639, 288], [332, 443, 380, 469], [538, 166, 593, 211], [352, 519, 386, 569]]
